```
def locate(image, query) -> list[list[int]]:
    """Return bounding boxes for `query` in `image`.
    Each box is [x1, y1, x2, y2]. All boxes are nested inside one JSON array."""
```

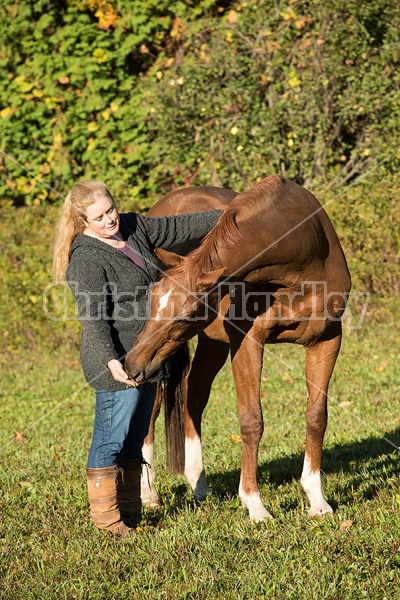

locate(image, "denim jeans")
[[87, 383, 157, 468]]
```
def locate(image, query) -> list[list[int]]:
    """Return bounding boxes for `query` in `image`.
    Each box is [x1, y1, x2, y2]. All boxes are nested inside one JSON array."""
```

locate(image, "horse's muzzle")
[[128, 370, 144, 384], [125, 356, 155, 385], [125, 366, 146, 385]]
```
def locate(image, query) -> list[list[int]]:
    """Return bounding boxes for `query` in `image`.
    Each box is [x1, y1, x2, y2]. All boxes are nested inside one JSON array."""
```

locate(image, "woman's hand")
[[107, 359, 138, 387]]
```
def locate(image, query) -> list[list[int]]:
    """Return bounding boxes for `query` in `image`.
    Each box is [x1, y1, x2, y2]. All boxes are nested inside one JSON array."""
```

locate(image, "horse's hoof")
[[307, 503, 333, 518], [250, 509, 274, 522], [192, 479, 211, 501], [143, 499, 162, 509], [193, 488, 211, 502]]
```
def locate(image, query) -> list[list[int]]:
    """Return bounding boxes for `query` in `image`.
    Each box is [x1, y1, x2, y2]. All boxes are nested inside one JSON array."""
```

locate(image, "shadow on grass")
[[151, 428, 400, 521], [205, 427, 400, 502]]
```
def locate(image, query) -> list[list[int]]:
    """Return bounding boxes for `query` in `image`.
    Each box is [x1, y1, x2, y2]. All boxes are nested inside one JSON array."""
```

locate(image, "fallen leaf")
[[340, 519, 352, 530], [376, 360, 389, 373], [231, 434, 242, 443], [338, 401, 352, 407], [20, 481, 33, 489], [282, 372, 293, 383], [14, 431, 27, 442]]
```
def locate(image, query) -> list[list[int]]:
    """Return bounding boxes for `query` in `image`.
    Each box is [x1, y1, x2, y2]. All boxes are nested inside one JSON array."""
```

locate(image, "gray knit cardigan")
[[66, 210, 222, 391]]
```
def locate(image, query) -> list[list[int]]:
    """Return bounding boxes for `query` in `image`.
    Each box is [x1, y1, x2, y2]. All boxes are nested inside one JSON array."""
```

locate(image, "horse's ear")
[[154, 247, 184, 267], [197, 267, 227, 292]]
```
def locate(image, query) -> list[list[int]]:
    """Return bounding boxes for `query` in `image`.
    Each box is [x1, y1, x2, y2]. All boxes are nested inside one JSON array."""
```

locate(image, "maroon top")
[[118, 242, 148, 274]]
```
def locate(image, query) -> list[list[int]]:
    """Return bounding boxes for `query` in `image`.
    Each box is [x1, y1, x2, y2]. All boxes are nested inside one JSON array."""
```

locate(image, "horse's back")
[[148, 186, 237, 218], [228, 176, 351, 294]]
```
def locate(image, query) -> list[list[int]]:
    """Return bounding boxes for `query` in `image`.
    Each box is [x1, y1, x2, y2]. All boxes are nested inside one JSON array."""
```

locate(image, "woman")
[[53, 180, 222, 537]]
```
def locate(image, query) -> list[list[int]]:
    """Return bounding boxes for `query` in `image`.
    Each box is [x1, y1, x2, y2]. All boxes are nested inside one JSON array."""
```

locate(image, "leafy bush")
[[0, 205, 81, 356], [325, 181, 400, 297], [0, 0, 399, 205], [0, 0, 220, 205], [143, 0, 400, 192]]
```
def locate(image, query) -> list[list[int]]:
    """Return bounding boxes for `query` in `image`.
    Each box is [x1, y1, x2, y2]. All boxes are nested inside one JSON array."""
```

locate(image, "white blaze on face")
[[154, 288, 172, 321]]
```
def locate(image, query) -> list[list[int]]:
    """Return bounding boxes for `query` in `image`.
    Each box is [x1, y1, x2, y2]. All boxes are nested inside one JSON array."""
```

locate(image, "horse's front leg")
[[301, 326, 342, 517], [141, 383, 163, 508], [230, 327, 272, 522], [184, 336, 229, 499]]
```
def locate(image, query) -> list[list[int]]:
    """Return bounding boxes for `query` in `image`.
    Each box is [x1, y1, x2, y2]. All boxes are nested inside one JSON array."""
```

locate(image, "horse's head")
[[125, 248, 226, 383]]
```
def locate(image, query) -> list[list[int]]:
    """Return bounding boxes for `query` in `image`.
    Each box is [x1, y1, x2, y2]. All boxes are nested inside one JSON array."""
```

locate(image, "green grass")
[[1, 308, 400, 600]]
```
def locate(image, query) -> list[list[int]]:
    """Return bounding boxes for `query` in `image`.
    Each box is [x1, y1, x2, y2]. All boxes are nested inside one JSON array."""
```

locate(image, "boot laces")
[[142, 456, 152, 491]]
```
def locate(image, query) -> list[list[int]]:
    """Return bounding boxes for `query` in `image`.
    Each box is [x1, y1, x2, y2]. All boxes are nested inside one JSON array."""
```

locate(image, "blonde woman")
[[53, 180, 222, 537]]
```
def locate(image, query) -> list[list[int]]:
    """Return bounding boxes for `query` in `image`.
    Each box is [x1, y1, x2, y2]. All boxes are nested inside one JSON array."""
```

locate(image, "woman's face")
[[83, 194, 120, 239]]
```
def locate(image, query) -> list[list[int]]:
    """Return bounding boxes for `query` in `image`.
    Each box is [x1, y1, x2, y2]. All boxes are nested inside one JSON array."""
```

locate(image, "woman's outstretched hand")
[[107, 359, 138, 387]]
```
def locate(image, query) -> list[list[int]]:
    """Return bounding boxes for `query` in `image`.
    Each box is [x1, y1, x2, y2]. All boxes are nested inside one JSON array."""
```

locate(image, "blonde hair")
[[52, 180, 113, 281]]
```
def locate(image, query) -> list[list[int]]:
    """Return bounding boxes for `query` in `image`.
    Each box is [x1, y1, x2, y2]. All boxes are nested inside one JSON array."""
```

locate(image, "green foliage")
[[0, 0, 222, 205], [144, 0, 400, 192], [326, 181, 400, 296], [0, 0, 399, 205], [0, 205, 81, 355]]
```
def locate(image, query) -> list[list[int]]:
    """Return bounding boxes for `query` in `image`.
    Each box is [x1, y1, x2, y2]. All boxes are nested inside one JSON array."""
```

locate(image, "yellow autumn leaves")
[[287, 71, 301, 88], [87, 101, 119, 132], [280, 9, 298, 22], [0, 107, 14, 119], [93, 48, 108, 64], [1, 74, 67, 118]]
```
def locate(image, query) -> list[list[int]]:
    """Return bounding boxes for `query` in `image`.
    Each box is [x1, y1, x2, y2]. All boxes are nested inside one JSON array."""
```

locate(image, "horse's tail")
[[163, 342, 191, 474]]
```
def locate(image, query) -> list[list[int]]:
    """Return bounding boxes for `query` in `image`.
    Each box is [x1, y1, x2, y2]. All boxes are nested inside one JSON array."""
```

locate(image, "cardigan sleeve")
[[66, 256, 120, 368], [137, 210, 223, 250]]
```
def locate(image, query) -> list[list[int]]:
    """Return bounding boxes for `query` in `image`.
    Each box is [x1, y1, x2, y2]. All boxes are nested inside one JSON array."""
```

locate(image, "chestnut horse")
[[127, 176, 351, 521]]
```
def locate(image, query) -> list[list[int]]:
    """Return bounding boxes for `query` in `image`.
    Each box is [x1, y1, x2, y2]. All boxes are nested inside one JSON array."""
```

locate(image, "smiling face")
[[83, 194, 120, 239]]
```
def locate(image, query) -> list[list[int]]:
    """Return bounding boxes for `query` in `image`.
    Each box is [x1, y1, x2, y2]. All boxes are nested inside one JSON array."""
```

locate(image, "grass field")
[[1, 303, 400, 599]]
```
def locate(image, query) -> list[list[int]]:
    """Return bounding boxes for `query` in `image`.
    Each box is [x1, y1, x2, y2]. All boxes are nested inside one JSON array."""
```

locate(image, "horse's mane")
[[166, 176, 286, 292], [167, 208, 242, 292]]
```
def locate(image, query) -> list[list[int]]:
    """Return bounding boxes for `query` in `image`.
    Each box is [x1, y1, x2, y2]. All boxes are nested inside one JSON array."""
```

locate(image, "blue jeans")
[[87, 383, 157, 468]]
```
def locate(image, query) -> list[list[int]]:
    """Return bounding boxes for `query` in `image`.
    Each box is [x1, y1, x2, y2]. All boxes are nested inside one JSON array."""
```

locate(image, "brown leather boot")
[[115, 457, 142, 528], [86, 465, 133, 537]]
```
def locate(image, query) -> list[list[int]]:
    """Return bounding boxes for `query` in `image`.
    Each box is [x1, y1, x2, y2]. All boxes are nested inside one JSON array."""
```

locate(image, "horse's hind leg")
[[184, 335, 229, 500], [141, 383, 163, 508], [301, 325, 342, 517]]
